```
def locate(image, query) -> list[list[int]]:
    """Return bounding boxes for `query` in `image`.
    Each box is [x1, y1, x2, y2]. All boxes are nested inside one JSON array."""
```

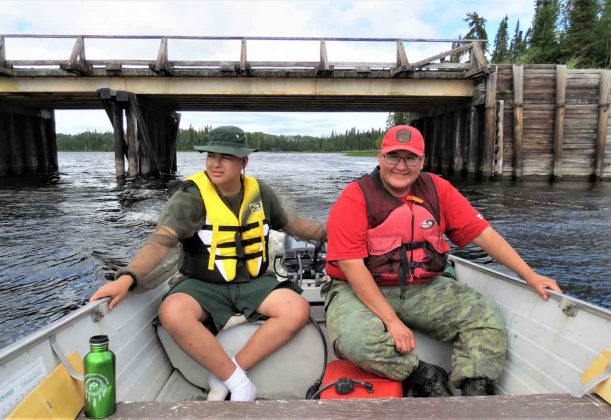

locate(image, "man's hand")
[[523, 273, 562, 300], [386, 319, 416, 354], [89, 275, 133, 310]]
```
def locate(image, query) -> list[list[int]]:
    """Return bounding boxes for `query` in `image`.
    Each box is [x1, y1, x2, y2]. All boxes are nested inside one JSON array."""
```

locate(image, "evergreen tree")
[[492, 15, 510, 63], [450, 35, 464, 62], [386, 112, 411, 129], [509, 20, 527, 62], [529, 0, 561, 63], [464, 12, 489, 54], [593, 0, 611, 68], [560, 0, 601, 67]]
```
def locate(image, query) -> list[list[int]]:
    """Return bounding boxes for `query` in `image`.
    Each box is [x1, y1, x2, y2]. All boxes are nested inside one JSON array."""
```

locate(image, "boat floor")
[[96, 394, 611, 419]]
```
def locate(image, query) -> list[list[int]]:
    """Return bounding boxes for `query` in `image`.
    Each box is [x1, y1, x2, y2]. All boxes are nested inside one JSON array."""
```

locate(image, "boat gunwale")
[[2, 256, 609, 367], [0, 297, 110, 365], [450, 255, 611, 320]]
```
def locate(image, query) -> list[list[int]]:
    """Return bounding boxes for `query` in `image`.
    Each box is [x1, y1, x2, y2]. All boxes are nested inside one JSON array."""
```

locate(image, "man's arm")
[[281, 210, 326, 244], [89, 225, 179, 309], [472, 226, 562, 300], [338, 259, 416, 354]]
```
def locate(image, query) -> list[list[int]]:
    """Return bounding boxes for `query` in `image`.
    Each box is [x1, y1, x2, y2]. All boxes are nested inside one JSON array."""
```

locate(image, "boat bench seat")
[[157, 322, 329, 400]]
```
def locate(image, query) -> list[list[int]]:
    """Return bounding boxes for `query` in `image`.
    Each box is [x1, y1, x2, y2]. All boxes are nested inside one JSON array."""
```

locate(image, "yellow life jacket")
[[185, 171, 269, 282]]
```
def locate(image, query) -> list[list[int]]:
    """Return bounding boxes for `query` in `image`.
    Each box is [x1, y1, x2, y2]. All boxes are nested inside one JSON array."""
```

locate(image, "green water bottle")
[[84, 335, 116, 418]]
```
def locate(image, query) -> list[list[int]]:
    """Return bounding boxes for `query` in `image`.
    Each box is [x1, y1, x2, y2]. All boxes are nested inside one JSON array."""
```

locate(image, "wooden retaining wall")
[[413, 65, 611, 180], [0, 107, 57, 176]]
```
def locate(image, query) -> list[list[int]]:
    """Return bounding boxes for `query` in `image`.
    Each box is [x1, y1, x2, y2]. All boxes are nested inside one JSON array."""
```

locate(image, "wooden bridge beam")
[[0, 77, 475, 98]]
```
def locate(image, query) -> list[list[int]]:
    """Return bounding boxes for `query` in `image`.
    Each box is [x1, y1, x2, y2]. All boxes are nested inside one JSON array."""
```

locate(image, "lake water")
[[0, 151, 610, 349]]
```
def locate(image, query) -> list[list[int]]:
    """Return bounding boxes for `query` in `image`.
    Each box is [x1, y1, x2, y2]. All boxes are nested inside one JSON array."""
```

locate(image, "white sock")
[[222, 360, 257, 402], [207, 374, 229, 401]]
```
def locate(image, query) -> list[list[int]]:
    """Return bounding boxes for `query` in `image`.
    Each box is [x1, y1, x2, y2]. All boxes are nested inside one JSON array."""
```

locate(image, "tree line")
[[56, 126, 385, 152], [465, 0, 610, 68]]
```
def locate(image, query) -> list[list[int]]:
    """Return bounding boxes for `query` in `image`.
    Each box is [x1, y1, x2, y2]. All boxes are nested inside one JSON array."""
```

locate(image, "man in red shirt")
[[324, 125, 562, 397]]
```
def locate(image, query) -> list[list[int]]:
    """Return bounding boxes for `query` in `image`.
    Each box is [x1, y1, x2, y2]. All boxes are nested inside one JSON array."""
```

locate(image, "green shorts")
[[166, 275, 303, 331]]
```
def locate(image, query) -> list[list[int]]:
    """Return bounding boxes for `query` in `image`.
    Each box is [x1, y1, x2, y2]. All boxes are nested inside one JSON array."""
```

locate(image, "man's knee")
[[159, 293, 204, 335], [334, 319, 389, 362], [260, 288, 310, 329], [278, 293, 310, 332]]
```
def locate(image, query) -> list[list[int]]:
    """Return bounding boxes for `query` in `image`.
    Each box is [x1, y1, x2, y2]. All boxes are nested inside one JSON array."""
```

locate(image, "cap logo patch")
[[396, 129, 412, 143]]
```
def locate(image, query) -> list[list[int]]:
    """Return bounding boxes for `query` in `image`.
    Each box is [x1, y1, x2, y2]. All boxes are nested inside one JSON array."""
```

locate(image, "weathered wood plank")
[[483, 71, 497, 176], [391, 40, 410, 76], [494, 100, 504, 177], [240, 39, 250, 75], [317, 40, 330, 75], [411, 43, 473, 68], [513, 65, 524, 178], [595, 70, 610, 178], [107, 394, 611, 419], [453, 111, 464, 174], [151, 37, 174, 76], [111, 103, 125, 178], [126, 107, 138, 177]]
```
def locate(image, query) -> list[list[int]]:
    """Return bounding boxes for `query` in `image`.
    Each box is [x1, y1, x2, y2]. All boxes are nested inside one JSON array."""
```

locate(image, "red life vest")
[[355, 168, 451, 288]]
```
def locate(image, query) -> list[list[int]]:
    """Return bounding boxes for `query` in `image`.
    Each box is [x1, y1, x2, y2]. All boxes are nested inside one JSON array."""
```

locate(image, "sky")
[[1, 0, 536, 136]]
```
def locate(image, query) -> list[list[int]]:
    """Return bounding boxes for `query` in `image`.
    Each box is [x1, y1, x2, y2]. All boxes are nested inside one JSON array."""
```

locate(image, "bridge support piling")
[[112, 102, 126, 178], [0, 107, 57, 176], [98, 89, 180, 179]]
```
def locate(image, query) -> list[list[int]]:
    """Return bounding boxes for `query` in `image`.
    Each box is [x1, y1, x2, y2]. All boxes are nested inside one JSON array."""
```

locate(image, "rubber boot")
[[405, 361, 452, 397], [461, 378, 494, 396]]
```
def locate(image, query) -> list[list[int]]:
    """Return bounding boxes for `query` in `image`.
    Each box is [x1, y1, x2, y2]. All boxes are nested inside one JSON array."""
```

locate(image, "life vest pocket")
[[366, 232, 402, 256], [421, 244, 448, 273], [422, 227, 451, 255]]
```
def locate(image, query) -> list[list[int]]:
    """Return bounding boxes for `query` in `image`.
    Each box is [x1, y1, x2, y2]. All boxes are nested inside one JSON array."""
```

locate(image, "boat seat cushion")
[[157, 322, 330, 400]]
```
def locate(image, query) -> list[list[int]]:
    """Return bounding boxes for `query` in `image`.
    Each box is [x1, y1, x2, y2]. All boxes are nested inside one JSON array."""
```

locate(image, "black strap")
[[212, 251, 264, 261], [202, 220, 267, 232], [398, 244, 410, 299], [404, 241, 427, 251], [215, 236, 262, 249]]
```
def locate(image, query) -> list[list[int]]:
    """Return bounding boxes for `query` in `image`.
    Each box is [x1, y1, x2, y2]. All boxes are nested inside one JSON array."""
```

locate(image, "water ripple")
[[0, 151, 609, 349]]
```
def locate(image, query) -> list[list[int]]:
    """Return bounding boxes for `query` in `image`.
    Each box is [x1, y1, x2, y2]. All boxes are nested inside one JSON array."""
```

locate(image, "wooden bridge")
[[0, 34, 609, 180]]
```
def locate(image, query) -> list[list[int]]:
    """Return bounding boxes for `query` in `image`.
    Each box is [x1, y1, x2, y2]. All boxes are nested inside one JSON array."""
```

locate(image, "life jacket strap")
[[208, 224, 220, 271], [213, 250, 264, 261], [202, 221, 262, 232], [258, 219, 267, 263], [215, 237, 263, 248]]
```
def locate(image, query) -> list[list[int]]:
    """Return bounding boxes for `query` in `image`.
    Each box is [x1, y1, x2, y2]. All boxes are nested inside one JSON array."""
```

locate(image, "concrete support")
[[0, 107, 57, 176], [97, 88, 180, 179]]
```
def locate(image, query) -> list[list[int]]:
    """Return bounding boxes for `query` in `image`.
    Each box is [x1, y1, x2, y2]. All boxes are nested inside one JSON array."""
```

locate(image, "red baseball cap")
[[381, 125, 425, 157]]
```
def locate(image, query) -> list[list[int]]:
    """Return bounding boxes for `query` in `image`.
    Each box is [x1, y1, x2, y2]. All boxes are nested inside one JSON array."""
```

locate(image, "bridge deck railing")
[[0, 35, 488, 78]]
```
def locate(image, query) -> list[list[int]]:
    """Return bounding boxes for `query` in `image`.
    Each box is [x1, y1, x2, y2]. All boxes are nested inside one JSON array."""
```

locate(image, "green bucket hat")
[[193, 126, 258, 158]]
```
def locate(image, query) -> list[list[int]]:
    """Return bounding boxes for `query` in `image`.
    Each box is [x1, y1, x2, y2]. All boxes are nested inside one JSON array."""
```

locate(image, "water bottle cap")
[[89, 335, 109, 345]]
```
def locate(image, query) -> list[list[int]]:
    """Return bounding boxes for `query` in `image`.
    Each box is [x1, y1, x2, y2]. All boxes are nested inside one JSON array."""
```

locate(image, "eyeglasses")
[[382, 153, 422, 167], [206, 153, 242, 164]]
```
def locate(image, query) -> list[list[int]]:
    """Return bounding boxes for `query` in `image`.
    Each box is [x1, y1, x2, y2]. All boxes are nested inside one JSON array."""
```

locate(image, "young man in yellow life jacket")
[[324, 125, 562, 397], [90, 126, 326, 402]]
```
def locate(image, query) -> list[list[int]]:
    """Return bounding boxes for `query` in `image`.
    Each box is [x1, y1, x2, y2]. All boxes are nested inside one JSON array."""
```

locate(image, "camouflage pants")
[[323, 276, 507, 387]]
